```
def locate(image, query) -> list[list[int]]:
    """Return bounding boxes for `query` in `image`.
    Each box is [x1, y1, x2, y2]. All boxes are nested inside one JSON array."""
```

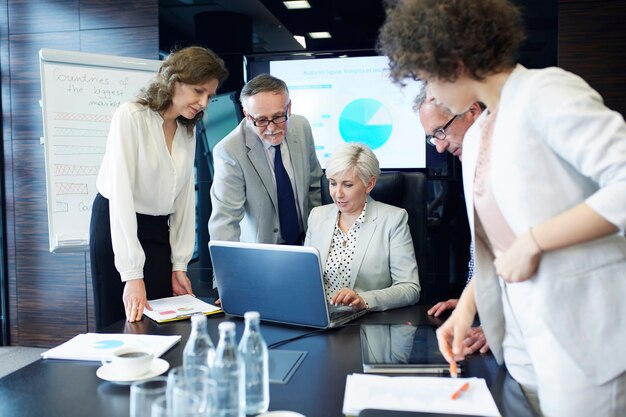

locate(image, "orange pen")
[[451, 382, 470, 400], [449, 360, 458, 378], [446, 346, 458, 378]]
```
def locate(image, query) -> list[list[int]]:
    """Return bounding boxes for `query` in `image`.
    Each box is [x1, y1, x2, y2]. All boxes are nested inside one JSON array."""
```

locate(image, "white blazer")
[[462, 65, 626, 384], [304, 198, 421, 311]]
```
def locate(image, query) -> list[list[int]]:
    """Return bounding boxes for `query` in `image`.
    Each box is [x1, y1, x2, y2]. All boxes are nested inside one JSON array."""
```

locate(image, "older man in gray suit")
[[209, 74, 322, 245]]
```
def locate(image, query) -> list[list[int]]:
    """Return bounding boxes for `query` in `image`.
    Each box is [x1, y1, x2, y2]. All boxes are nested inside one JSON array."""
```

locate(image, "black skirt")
[[89, 193, 172, 330]]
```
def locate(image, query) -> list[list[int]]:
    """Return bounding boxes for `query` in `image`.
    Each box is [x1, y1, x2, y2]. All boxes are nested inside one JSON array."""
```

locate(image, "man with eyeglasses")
[[209, 74, 322, 246], [416, 89, 490, 355], [418, 89, 483, 160]]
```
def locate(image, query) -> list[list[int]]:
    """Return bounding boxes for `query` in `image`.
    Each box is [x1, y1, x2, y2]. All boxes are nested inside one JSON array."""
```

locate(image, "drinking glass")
[[167, 365, 216, 417], [130, 377, 168, 417], [150, 395, 170, 417]]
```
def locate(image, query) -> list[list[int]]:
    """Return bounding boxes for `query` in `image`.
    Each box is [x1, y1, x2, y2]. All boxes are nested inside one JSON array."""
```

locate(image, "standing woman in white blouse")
[[89, 47, 228, 330]]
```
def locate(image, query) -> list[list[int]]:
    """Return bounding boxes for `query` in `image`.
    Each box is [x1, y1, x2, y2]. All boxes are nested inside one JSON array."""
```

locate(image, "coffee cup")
[[102, 347, 154, 379]]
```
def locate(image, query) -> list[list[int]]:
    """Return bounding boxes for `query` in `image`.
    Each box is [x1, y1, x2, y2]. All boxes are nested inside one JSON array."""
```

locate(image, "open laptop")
[[360, 324, 459, 375], [208, 240, 367, 328]]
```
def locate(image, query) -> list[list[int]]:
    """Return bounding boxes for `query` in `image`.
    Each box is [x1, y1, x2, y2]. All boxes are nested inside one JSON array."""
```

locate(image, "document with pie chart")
[[271, 55, 426, 169], [40, 333, 180, 361]]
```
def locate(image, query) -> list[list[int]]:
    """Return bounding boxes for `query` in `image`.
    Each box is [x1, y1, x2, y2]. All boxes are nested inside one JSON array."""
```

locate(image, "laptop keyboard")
[[328, 304, 359, 320]]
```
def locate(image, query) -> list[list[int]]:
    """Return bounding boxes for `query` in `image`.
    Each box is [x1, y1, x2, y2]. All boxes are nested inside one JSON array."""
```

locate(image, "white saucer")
[[96, 358, 169, 384]]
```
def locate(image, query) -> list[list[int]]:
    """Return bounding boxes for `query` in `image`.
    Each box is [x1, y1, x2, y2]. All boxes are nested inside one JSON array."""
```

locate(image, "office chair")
[[320, 171, 430, 303]]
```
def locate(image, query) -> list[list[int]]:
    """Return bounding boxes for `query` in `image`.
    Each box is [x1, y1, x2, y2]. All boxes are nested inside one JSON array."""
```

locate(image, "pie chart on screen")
[[338, 98, 393, 149]]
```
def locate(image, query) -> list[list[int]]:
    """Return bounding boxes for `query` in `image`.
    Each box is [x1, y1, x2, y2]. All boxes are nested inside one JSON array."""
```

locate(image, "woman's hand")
[[436, 307, 475, 365], [436, 279, 477, 365], [122, 279, 150, 323], [427, 299, 459, 317], [494, 229, 542, 283], [172, 271, 194, 296], [331, 289, 367, 310]]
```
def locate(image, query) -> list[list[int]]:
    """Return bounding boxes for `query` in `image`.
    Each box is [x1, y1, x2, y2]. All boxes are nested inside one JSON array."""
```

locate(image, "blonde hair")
[[325, 142, 380, 186]]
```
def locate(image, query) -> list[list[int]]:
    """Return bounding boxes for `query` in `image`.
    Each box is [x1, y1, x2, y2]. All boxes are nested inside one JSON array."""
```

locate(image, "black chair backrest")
[[321, 171, 427, 291]]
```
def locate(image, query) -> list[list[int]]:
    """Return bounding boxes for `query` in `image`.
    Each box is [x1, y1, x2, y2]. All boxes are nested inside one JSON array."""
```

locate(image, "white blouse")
[[96, 101, 196, 281]]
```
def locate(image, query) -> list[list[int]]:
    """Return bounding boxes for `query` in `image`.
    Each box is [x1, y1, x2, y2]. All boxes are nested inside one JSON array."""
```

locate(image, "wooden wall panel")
[[13, 139, 88, 346], [1, 0, 18, 345], [559, 0, 626, 115], [6, 32, 81, 346], [1, 0, 158, 347], [8, 0, 79, 34], [80, 27, 160, 59], [8, 33, 79, 139], [79, 0, 158, 30]]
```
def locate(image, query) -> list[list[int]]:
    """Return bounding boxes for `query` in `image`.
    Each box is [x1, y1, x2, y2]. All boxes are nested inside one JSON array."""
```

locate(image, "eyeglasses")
[[425, 115, 457, 146], [247, 113, 289, 127]]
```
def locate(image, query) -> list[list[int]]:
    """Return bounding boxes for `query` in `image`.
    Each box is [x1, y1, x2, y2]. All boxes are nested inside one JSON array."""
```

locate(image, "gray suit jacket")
[[209, 114, 322, 243], [462, 65, 626, 384], [304, 198, 421, 311]]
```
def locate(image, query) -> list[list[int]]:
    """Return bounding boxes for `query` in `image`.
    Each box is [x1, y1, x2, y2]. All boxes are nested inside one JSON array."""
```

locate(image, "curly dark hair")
[[377, 0, 525, 84], [137, 46, 229, 133]]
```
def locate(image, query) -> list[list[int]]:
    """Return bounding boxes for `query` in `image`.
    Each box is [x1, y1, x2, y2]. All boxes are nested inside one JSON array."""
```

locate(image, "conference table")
[[0, 304, 536, 417]]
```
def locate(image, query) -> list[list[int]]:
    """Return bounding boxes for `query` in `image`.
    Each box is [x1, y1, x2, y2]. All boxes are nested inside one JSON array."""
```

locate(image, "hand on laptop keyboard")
[[330, 289, 367, 310], [330, 304, 359, 313]]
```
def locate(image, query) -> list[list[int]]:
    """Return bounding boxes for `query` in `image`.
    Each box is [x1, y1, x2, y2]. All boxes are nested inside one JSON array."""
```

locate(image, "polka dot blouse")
[[323, 203, 367, 302]]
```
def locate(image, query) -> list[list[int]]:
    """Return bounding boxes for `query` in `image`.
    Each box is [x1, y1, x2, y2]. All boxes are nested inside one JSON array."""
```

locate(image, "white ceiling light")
[[293, 35, 307, 49], [308, 31, 332, 39], [283, 1, 311, 9]]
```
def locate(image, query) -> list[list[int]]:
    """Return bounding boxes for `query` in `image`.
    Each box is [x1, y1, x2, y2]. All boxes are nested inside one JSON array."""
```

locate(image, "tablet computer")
[[360, 324, 461, 375], [358, 410, 481, 417]]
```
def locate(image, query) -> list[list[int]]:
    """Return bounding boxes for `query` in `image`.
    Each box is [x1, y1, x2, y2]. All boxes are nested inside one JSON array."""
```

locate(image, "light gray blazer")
[[462, 65, 626, 384], [304, 198, 421, 311], [209, 114, 322, 243]]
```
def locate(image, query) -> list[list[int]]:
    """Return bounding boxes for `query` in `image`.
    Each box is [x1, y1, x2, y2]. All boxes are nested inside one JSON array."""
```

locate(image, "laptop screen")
[[209, 240, 333, 328]]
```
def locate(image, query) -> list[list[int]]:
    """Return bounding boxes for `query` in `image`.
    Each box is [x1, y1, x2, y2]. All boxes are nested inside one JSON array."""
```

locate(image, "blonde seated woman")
[[304, 142, 420, 312]]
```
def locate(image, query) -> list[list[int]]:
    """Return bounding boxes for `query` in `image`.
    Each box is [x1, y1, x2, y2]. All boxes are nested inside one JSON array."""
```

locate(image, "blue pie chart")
[[338, 98, 392, 149], [93, 340, 124, 349]]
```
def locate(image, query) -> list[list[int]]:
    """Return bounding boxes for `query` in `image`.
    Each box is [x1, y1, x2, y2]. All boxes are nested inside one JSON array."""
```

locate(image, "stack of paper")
[[343, 374, 501, 416], [41, 333, 181, 361], [144, 294, 223, 323]]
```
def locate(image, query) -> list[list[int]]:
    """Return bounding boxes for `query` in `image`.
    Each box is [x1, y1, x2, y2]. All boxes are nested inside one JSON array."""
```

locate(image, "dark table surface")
[[0, 305, 536, 417]]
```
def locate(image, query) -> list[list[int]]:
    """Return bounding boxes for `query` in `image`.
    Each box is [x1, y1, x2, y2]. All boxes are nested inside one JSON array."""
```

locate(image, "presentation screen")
[[246, 53, 425, 170]]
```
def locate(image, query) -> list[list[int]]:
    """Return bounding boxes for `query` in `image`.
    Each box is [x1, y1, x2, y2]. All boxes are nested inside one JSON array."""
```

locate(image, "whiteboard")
[[39, 49, 161, 253]]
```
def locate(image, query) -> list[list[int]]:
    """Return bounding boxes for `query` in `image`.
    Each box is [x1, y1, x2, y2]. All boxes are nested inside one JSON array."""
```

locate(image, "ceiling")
[[159, 0, 385, 53], [159, 0, 557, 66]]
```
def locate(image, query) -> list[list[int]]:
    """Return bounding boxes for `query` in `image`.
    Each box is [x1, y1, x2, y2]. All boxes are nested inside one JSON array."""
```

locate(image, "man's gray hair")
[[325, 142, 380, 186], [414, 86, 486, 113], [412, 85, 454, 115], [240, 74, 289, 107], [413, 86, 428, 112]]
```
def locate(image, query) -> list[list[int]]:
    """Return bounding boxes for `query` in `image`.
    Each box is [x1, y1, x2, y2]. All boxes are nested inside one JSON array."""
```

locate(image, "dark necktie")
[[273, 144, 300, 245]]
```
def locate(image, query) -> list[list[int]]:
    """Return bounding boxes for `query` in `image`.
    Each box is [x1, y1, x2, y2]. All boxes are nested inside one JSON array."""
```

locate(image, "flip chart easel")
[[39, 49, 161, 252]]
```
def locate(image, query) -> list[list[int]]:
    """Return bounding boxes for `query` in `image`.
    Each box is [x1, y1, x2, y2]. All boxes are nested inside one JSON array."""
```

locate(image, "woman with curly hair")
[[89, 46, 228, 330], [379, 1, 626, 416]]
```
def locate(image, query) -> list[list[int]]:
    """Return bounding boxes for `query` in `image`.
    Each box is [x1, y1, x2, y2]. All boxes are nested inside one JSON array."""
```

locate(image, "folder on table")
[[143, 294, 223, 323]]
